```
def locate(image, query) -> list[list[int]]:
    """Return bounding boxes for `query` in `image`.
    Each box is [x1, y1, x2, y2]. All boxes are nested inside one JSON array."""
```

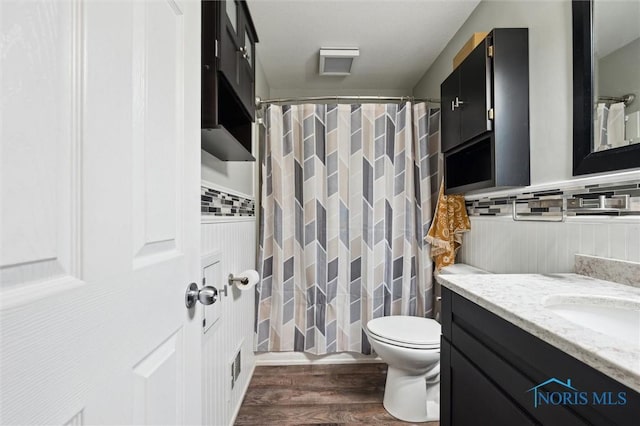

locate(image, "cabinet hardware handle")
[[451, 97, 465, 111]]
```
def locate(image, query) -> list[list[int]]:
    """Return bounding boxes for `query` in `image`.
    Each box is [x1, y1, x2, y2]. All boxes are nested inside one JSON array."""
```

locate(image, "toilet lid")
[[366, 316, 441, 347]]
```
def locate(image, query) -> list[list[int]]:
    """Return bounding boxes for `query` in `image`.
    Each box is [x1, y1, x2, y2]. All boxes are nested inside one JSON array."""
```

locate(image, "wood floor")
[[234, 363, 439, 425]]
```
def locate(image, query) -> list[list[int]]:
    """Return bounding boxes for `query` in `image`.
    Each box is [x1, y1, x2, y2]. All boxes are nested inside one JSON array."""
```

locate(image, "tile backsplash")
[[459, 176, 640, 274], [466, 179, 640, 217], [201, 186, 255, 217]]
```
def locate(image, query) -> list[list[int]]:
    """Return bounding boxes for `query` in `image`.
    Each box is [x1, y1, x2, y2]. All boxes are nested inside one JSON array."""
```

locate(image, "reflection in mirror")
[[593, 0, 640, 153], [226, 0, 237, 33]]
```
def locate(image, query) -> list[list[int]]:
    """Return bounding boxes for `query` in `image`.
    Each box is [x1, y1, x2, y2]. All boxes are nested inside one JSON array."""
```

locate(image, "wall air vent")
[[319, 48, 359, 76]]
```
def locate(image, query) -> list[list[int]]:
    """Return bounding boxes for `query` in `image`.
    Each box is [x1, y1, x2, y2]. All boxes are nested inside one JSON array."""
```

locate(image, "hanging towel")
[[425, 180, 471, 271], [594, 102, 608, 151], [607, 102, 626, 149]]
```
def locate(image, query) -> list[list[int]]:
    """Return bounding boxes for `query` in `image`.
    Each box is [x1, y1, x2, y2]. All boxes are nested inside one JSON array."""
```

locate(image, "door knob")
[[185, 283, 220, 308]]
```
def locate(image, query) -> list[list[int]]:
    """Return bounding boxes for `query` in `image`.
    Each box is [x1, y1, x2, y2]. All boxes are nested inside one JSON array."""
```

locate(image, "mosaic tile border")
[[201, 186, 255, 217], [466, 179, 640, 217]]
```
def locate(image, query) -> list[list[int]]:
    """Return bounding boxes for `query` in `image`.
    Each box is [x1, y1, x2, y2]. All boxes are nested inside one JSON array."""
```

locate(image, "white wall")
[[459, 216, 640, 274], [200, 53, 268, 425], [201, 55, 270, 196], [598, 37, 640, 115], [201, 220, 257, 425], [413, 0, 573, 185]]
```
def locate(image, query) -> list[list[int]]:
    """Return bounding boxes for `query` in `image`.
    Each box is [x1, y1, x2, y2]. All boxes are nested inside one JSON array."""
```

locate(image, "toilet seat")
[[366, 316, 441, 349]]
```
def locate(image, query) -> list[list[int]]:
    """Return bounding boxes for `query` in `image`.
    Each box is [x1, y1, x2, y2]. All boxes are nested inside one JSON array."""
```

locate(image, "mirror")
[[572, 0, 640, 175]]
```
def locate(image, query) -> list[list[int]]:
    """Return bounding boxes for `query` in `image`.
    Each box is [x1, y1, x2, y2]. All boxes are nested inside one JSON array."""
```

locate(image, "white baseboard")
[[254, 351, 383, 366], [229, 361, 256, 426]]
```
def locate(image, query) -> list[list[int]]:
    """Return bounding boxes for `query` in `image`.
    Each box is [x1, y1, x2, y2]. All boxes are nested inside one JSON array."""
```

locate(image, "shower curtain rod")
[[255, 95, 440, 109]]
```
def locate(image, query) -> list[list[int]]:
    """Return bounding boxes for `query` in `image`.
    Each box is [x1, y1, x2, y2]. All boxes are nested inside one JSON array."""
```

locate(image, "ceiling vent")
[[319, 48, 359, 76]]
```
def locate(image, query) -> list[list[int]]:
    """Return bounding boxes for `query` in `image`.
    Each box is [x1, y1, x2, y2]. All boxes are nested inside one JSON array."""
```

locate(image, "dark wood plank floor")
[[235, 363, 439, 425]]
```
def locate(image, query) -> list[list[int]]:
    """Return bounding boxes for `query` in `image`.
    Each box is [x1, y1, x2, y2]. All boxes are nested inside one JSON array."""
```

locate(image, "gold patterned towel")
[[425, 181, 471, 271]]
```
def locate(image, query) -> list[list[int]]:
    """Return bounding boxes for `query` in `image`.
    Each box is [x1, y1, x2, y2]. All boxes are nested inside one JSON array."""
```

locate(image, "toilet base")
[[382, 366, 440, 422]]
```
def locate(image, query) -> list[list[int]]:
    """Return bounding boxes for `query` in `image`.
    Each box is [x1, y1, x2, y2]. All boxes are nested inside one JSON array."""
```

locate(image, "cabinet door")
[[201, 0, 218, 128], [450, 346, 536, 426], [237, 8, 256, 118], [459, 39, 492, 142], [441, 68, 461, 153], [219, 0, 240, 89]]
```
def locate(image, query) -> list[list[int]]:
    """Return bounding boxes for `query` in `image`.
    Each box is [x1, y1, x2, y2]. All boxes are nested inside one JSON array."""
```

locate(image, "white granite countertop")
[[437, 273, 640, 393]]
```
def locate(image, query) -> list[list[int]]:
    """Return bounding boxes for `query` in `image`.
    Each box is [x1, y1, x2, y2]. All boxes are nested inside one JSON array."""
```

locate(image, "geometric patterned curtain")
[[256, 102, 433, 354]]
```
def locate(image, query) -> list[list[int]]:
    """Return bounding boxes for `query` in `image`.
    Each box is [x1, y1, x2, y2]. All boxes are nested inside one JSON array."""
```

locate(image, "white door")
[[0, 0, 202, 424]]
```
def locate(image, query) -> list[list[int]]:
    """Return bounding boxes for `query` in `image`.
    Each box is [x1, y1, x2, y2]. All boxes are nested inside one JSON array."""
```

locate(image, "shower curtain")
[[256, 102, 434, 354]]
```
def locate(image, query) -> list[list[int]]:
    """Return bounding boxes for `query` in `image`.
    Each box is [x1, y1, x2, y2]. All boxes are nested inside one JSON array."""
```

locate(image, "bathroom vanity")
[[438, 274, 640, 425]]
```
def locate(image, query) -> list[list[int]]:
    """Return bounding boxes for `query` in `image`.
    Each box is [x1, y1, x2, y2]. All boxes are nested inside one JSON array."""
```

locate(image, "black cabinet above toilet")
[[441, 28, 530, 194]]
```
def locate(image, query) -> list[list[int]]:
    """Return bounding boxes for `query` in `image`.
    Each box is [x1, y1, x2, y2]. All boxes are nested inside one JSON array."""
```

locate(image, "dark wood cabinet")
[[441, 287, 640, 426], [446, 340, 537, 426], [441, 38, 492, 153], [441, 28, 529, 194], [218, 0, 256, 118], [441, 70, 461, 153], [202, 0, 258, 161]]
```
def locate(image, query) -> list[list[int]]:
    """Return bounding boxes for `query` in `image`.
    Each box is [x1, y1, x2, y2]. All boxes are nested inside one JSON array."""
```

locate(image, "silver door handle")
[[185, 283, 219, 308]]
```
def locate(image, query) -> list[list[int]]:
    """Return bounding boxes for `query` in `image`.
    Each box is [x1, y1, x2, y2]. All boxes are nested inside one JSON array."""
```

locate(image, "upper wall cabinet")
[[441, 28, 530, 194], [202, 0, 259, 161], [441, 37, 492, 153], [218, 0, 256, 117]]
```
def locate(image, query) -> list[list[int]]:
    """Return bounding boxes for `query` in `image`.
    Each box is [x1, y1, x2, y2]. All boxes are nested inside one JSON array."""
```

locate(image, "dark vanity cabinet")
[[202, 0, 258, 161], [441, 287, 640, 425], [441, 28, 530, 194]]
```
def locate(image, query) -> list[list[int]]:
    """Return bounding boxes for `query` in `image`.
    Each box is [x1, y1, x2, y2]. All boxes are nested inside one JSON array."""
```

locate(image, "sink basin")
[[544, 295, 640, 348]]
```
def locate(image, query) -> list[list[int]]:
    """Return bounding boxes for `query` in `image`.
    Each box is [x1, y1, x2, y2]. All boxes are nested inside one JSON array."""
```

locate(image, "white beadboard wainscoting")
[[201, 218, 256, 426], [459, 216, 640, 274]]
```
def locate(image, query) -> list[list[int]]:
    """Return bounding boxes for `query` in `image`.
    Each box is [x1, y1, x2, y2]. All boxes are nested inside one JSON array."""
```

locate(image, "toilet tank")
[[434, 264, 487, 321]]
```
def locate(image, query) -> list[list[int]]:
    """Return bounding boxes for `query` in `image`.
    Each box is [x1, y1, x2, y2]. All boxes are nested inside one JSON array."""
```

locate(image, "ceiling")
[[247, 0, 481, 94]]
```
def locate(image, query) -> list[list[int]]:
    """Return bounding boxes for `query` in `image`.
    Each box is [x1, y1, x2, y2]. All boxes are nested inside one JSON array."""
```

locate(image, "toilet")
[[365, 263, 487, 422], [365, 315, 441, 422]]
